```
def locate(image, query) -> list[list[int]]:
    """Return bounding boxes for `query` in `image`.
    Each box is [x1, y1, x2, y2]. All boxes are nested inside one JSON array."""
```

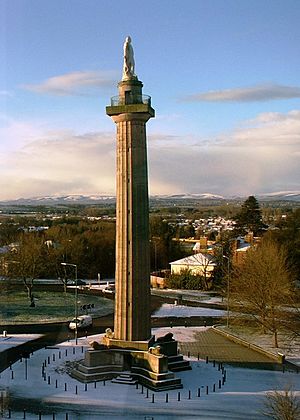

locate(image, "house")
[[170, 253, 216, 277]]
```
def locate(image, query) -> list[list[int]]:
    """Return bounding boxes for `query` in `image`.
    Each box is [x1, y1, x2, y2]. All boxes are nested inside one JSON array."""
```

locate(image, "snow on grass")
[[153, 303, 225, 317], [1, 329, 300, 419]]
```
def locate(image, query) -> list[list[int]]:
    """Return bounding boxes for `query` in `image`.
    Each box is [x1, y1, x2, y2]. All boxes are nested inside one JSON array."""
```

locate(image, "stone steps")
[[168, 355, 192, 372], [111, 372, 137, 385]]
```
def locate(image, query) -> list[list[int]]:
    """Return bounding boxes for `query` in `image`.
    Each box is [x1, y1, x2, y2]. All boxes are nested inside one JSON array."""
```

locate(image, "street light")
[[61, 262, 78, 344]]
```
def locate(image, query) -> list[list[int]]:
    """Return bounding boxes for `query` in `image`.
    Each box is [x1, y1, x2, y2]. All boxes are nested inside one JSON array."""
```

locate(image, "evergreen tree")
[[235, 195, 265, 235]]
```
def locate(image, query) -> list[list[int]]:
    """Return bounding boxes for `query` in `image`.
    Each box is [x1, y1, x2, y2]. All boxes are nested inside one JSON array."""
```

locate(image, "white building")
[[170, 253, 216, 277]]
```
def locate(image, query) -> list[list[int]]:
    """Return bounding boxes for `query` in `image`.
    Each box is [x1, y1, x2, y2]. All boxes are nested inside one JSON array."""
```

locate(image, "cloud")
[[0, 110, 299, 200], [148, 109, 300, 196], [0, 90, 13, 97], [182, 83, 300, 103], [0, 128, 116, 200], [22, 70, 117, 96]]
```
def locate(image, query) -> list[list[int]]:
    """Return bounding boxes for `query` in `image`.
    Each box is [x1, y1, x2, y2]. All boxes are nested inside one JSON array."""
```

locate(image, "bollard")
[[65, 414, 68, 420], [85, 383, 87, 392], [73, 347, 75, 355], [48, 356, 50, 364], [103, 380, 106, 386], [82, 346, 84, 353], [219, 379, 222, 389], [213, 360, 215, 367], [165, 393, 168, 403], [56, 379, 58, 388], [94, 381, 97, 389], [11, 371, 14, 380], [48, 376, 51, 385], [188, 351, 190, 358], [146, 388, 149, 398], [65, 349, 68, 356], [188, 390, 191, 400], [38, 412, 42, 420], [53, 354, 55, 362], [197, 387, 201, 397], [197, 353, 199, 360], [135, 382, 138, 390], [141, 385, 144, 394], [23, 408, 26, 419], [213, 384, 216, 392], [177, 391, 181, 401], [206, 385, 209, 395], [8, 408, 11, 418], [75, 385, 78, 395], [65, 383, 67, 391], [151, 394, 155, 403], [9, 364, 12, 370], [59, 351, 61, 359], [206, 356, 208, 364], [53, 414, 55, 420]]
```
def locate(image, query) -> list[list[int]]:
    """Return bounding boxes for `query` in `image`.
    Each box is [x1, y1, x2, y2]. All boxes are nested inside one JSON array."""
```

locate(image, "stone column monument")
[[106, 36, 155, 347], [71, 39, 189, 389]]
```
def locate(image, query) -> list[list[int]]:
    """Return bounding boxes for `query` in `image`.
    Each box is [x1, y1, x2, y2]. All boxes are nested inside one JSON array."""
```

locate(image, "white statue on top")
[[122, 36, 136, 80]]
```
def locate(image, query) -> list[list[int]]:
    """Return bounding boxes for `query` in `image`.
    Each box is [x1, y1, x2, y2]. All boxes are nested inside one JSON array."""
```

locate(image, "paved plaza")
[[178, 328, 278, 366]]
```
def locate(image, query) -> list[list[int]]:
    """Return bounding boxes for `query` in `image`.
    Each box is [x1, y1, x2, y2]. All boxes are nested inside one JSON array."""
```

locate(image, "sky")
[[1, 0, 300, 200]]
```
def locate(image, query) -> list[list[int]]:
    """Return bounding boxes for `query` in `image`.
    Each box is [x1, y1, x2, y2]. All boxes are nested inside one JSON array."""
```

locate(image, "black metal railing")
[[110, 94, 151, 106]]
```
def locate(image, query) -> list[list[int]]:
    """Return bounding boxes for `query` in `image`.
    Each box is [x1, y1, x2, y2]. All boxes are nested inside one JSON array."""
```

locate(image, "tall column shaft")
[[106, 78, 155, 344], [113, 114, 151, 341]]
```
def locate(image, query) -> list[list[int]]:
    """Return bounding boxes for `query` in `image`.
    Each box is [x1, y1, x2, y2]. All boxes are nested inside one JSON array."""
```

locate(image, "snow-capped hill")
[[156, 193, 225, 200], [258, 191, 300, 201], [0, 195, 116, 205]]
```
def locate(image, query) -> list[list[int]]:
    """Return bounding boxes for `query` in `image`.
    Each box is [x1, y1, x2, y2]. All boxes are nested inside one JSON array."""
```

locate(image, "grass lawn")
[[0, 289, 114, 324]]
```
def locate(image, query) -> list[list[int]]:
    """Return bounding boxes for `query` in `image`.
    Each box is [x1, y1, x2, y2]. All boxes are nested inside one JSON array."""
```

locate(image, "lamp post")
[[222, 255, 230, 328], [61, 262, 78, 344]]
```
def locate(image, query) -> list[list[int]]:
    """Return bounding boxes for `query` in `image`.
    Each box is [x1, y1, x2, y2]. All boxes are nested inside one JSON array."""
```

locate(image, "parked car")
[[68, 315, 92, 330], [68, 279, 86, 286], [103, 284, 115, 294]]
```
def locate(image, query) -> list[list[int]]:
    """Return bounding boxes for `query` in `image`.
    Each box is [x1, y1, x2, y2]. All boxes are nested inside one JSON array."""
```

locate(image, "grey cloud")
[[182, 84, 300, 103], [22, 71, 117, 96]]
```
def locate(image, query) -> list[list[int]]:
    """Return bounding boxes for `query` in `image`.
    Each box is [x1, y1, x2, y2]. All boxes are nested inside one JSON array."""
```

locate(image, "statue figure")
[[105, 327, 114, 339], [148, 345, 162, 356], [122, 36, 135, 80]]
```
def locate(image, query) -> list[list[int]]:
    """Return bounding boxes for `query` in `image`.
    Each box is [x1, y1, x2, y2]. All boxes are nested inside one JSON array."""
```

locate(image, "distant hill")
[[0, 191, 300, 206]]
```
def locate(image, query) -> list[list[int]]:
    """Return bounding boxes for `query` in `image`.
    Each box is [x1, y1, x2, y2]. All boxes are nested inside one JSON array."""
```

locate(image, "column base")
[[102, 335, 155, 351]]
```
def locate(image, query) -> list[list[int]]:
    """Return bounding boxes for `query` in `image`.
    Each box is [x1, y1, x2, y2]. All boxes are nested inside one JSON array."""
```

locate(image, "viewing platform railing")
[[110, 94, 151, 106]]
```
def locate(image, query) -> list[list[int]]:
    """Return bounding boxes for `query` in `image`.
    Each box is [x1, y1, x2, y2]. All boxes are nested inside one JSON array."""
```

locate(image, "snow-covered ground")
[[0, 333, 42, 352], [0, 328, 300, 419], [153, 303, 225, 317], [151, 288, 224, 305]]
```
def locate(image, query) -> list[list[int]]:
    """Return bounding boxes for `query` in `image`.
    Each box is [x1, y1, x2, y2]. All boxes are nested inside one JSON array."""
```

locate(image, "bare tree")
[[262, 386, 300, 419], [6, 233, 46, 306], [231, 239, 295, 347]]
